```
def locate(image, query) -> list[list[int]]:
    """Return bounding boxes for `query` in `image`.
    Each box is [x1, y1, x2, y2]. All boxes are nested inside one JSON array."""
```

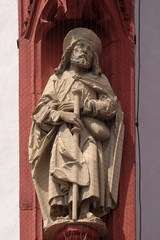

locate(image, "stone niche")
[[19, 0, 135, 239]]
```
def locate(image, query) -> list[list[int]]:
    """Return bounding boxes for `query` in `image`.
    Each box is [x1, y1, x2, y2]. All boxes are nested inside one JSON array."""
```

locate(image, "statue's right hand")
[[60, 112, 82, 129]]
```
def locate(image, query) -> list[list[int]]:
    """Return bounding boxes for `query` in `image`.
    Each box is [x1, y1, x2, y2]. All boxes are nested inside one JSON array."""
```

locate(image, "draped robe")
[[28, 70, 124, 229]]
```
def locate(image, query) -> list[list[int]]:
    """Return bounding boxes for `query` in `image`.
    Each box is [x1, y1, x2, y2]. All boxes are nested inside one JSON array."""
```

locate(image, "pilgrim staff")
[[72, 87, 82, 220]]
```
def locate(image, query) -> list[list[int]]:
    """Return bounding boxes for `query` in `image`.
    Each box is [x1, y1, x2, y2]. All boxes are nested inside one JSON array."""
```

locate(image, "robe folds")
[[28, 70, 124, 229]]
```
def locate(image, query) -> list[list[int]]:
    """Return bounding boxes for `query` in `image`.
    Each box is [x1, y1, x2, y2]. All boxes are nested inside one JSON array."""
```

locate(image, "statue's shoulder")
[[48, 74, 59, 82], [46, 73, 64, 89], [90, 72, 111, 85], [49, 71, 69, 82], [98, 73, 109, 82], [86, 72, 109, 81], [42, 74, 59, 95]]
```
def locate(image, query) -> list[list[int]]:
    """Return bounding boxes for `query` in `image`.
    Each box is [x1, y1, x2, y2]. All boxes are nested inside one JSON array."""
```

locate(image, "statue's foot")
[[78, 212, 103, 223], [64, 215, 70, 220], [79, 211, 94, 220], [55, 215, 71, 223]]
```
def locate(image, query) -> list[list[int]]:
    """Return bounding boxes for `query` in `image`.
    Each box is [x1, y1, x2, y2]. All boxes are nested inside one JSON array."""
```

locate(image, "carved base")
[[44, 219, 107, 240], [57, 224, 98, 240]]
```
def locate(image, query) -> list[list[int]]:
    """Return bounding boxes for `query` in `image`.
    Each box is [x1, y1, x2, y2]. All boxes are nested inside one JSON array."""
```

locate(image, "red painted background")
[[19, 0, 135, 239]]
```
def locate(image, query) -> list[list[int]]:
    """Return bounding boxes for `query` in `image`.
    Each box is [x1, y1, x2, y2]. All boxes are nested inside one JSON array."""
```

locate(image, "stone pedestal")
[[57, 224, 98, 240], [44, 221, 107, 240]]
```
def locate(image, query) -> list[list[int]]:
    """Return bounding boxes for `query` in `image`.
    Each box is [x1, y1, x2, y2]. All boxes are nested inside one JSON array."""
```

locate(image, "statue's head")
[[70, 40, 94, 70], [55, 28, 102, 76]]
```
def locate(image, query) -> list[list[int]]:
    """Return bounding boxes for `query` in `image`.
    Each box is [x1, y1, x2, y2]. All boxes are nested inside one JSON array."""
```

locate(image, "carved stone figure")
[[28, 28, 124, 234]]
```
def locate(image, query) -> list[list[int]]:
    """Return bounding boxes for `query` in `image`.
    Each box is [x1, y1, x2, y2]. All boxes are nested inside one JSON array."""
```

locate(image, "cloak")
[[28, 71, 124, 229]]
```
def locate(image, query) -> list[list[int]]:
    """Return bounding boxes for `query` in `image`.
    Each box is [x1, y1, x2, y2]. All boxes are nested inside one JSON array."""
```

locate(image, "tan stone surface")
[[28, 28, 124, 230]]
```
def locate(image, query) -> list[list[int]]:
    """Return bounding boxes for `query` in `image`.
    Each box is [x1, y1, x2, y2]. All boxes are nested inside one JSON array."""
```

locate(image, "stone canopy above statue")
[[28, 27, 124, 239]]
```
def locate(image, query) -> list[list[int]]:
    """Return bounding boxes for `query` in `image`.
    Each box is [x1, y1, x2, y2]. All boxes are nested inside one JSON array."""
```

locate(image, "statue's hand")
[[58, 101, 74, 111], [60, 112, 82, 129], [58, 100, 83, 112]]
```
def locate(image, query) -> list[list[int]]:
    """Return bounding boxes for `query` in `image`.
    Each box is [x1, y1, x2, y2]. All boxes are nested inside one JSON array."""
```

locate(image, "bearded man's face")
[[70, 40, 93, 69]]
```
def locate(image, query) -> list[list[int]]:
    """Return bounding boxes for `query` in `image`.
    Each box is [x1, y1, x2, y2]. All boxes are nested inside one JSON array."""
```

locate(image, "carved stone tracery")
[[23, 0, 34, 33], [117, 0, 132, 34], [21, 0, 123, 41], [21, 0, 134, 41]]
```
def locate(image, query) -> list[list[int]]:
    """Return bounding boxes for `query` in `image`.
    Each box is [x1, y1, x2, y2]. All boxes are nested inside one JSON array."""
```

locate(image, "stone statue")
[[28, 28, 124, 234]]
